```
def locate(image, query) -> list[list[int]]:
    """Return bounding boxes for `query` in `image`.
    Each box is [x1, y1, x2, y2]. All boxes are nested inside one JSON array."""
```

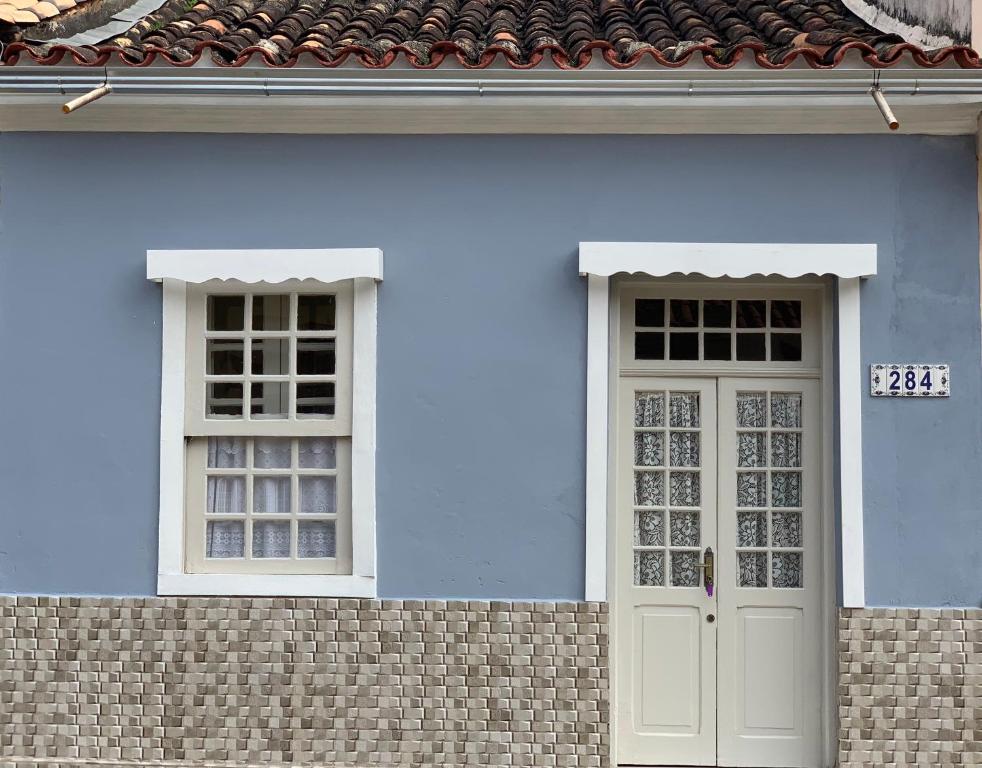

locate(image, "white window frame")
[[149, 249, 381, 597]]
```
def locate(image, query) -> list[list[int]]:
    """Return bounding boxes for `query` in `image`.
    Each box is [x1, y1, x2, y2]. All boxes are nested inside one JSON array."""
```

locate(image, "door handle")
[[696, 546, 714, 597]]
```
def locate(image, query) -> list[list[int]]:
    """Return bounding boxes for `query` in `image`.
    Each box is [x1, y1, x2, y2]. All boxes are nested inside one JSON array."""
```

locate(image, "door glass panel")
[[770, 393, 802, 428], [635, 432, 665, 466], [771, 472, 802, 507], [635, 510, 664, 546], [771, 551, 803, 588], [670, 432, 700, 467], [736, 393, 767, 428], [737, 433, 766, 467], [734, 390, 805, 589], [669, 393, 700, 427], [670, 550, 700, 587], [737, 511, 767, 547], [771, 511, 802, 547], [770, 432, 801, 467], [635, 471, 665, 507], [633, 389, 703, 588], [738, 551, 768, 587], [635, 392, 665, 427], [736, 471, 766, 507], [634, 550, 664, 586], [670, 471, 700, 507], [670, 511, 700, 547], [632, 298, 806, 364]]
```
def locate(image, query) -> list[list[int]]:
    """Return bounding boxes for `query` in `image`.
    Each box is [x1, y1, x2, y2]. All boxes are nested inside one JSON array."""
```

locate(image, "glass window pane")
[[703, 299, 731, 328], [635, 332, 664, 360], [669, 471, 700, 507], [299, 437, 337, 469], [704, 332, 731, 361], [635, 392, 665, 427], [669, 332, 698, 360], [207, 339, 243, 375], [634, 550, 664, 586], [253, 476, 291, 514], [296, 382, 335, 416], [669, 393, 700, 428], [207, 476, 245, 515], [207, 295, 244, 331], [635, 299, 664, 328], [300, 476, 336, 515], [250, 382, 289, 419], [670, 550, 699, 586], [254, 438, 291, 468], [297, 295, 336, 331], [737, 471, 767, 507], [736, 300, 766, 328], [771, 472, 802, 508], [736, 392, 767, 428], [669, 432, 700, 468], [736, 333, 766, 361], [206, 520, 244, 558], [772, 511, 802, 548], [298, 520, 336, 558], [737, 512, 767, 547], [771, 393, 802, 428], [738, 551, 767, 587], [634, 470, 664, 507], [772, 333, 802, 362], [737, 432, 766, 467], [771, 432, 802, 468], [297, 339, 336, 376], [252, 338, 289, 376], [770, 300, 802, 328], [669, 299, 699, 328], [634, 510, 664, 546], [252, 520, 291, 558], [207, 437, 246, 468], [252, 295, 289, 330], [207, 382, 243, 417], [772, 552, 803, 588], [634, 432, 664, 467], [669, 511, 700, 547]]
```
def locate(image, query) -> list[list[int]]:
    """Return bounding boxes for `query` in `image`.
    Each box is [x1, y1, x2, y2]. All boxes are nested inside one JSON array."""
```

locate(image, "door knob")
[[707, 614, 716, 624], [696, 546, 714, 597]]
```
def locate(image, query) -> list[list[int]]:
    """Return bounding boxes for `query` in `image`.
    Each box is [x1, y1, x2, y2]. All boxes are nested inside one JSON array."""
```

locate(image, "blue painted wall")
[[0, 134, 978, 606]]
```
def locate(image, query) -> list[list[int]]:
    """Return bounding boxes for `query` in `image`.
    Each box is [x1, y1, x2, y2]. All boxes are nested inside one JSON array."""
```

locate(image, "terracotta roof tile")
[[0, 0, 84, 22], [3, 0, 980, 68]]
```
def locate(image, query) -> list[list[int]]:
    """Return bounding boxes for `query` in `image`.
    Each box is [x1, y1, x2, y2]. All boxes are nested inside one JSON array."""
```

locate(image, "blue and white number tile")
[[870, 364, 949, 397]]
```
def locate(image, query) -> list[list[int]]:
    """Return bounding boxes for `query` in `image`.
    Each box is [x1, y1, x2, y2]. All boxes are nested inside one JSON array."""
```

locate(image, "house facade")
[[0, 2, 980, 768]]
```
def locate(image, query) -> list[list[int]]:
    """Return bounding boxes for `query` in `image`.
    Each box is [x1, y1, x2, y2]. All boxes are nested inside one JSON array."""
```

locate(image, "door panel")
[[636, 608, 702, 730], [738, 607, 801, 731], [616, 378, 717, 766], [716, 379, 823, 768]]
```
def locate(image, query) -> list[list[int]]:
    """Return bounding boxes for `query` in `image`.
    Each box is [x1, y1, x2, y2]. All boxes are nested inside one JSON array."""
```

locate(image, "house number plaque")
[[870, 364, 949, 397]]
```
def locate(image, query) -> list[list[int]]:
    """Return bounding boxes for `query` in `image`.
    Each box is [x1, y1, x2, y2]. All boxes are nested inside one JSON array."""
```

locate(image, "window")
[[185, 285, 353, 575], [634, 298, 803, 363], [149, 248, 381, 597], [619, 285, 820, 372]]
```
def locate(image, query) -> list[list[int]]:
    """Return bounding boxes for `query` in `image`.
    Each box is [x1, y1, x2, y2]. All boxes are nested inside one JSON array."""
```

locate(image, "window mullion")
[[245, 436, 254, 560]]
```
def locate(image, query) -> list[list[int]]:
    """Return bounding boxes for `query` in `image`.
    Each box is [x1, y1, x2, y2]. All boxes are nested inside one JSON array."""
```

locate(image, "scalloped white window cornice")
[[147, 248, 383, 284], [579, 242, 877, 279]]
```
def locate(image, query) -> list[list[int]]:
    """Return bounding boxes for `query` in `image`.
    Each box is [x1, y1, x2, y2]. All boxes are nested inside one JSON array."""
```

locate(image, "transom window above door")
[[619, 285, 822, 371]]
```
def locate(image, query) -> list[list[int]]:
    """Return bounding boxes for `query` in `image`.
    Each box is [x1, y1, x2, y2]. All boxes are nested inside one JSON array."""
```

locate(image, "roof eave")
[[2, 64, 981, 134]]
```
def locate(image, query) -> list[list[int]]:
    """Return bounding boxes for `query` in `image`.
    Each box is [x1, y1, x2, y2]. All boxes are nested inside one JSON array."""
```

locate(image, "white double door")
[[616, 377, 823, 768]]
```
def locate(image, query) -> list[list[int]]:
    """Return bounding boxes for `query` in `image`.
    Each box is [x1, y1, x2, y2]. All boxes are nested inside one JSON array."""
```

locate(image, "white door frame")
[[579, 242, 877, 767]]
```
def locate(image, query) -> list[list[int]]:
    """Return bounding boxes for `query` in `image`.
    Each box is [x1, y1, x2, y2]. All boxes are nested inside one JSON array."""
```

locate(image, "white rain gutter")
[[3, 69, 982, 99]]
